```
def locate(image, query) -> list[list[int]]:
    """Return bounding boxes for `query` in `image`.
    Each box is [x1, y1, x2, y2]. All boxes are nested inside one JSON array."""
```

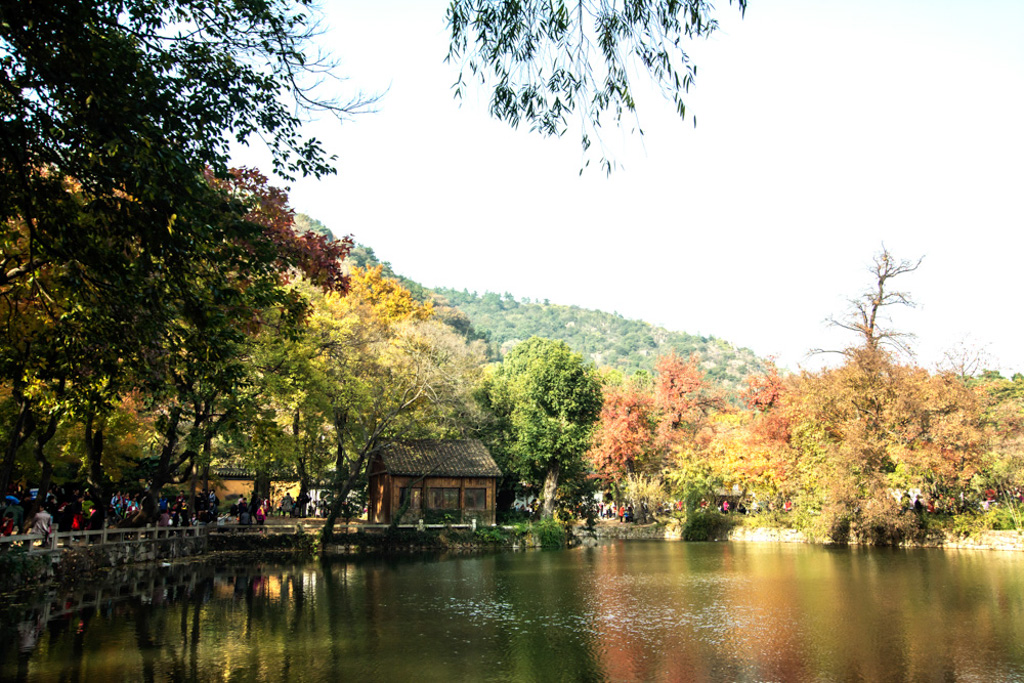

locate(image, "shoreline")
[[585, 519, 1024, 552], [5, 517, 1021, 594]]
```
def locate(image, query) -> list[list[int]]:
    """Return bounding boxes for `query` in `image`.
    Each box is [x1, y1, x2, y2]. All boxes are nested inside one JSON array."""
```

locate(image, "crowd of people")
[[589, 497, 793, 523], [153, 491, 221, 527], [0, 483, 331, 540], [0, 484, 104, 541], [6, 483, 1023, 539]]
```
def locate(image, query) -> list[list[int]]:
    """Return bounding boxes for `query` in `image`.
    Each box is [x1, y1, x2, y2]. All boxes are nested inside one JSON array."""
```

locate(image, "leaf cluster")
[[485, 336, 602, 486], [447, 0, 746, 172]]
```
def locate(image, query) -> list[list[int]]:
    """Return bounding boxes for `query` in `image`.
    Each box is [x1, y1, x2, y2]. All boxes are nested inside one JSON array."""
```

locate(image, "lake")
[[3, 541, 1024, 681]]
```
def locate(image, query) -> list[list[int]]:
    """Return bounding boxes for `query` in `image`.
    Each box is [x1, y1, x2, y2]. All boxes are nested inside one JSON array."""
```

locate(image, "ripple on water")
[[431, 587, 781, 650]]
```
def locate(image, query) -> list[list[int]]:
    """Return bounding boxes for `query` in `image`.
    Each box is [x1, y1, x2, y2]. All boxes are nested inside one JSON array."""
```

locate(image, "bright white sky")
[[233, 0, 1024, 375]]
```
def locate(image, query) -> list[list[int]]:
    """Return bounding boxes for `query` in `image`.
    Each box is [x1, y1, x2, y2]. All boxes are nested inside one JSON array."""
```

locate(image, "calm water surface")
[[2, 541, 1023, 682]]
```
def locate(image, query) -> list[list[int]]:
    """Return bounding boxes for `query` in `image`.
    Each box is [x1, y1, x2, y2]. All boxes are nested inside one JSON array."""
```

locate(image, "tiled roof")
[[212, 467, 255, 480], [210, 467, 299, 481], [378, 439, 502, 478]]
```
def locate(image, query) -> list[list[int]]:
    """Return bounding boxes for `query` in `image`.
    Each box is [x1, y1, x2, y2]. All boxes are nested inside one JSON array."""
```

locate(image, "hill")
[[296, 217, 765, 391], [431, 288, 764, 390]]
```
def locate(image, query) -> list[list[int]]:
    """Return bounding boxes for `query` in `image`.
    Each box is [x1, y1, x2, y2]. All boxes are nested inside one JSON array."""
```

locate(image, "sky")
[[232, 0, 1024, 375]]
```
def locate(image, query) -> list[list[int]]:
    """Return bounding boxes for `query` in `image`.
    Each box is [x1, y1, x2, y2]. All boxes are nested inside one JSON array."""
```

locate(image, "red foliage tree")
[[588, 385, 655, 479], [741, 360, 791, 445], [653, 353, 722, 446], [208, 167, 352, 294], [742, 360, 783, 413]]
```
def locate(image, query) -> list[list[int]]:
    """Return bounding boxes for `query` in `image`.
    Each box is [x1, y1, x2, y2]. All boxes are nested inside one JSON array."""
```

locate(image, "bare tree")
[[816, 246, 923, 357], [938, 338, 993, 381]]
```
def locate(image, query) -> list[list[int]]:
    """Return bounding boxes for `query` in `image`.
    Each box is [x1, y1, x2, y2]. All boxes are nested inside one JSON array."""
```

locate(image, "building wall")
[[209, 479, 253, 501], [382, 475, 497, 525], [206, 479, 301, 508]]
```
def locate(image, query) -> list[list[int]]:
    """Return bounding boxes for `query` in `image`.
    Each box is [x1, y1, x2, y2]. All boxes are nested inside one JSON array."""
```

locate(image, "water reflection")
[[2, 544, 1023, 681]]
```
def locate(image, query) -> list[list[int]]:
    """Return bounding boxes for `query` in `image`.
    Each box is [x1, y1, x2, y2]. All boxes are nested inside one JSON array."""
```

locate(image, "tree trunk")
[[322, 407, 351, 546], [201, 436, 212, 510], [254, 470, 271, 507], [202, 461, 210, 503], [321, 409, 346, 548], [21, 412, 59, 532], [539, 461, 561, 519], [0, 393, 33, 498], [294, 410, 309, 516], [84, 412, 109, 520], [188, 466, 198, 522], [128, 407, 199, 527]]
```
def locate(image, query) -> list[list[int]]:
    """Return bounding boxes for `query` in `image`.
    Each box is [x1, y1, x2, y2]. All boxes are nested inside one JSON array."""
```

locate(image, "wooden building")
[[368, 439, 502, 525]]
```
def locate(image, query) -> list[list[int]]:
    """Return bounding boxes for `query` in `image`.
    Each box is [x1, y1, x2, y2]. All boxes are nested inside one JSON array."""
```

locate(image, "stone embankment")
[[0, 526, 209, 592], [585, 521, 1024, 551], [589, 522, 806, 543], [913, 530, 1024, 551], [587, 522, 681, 541], [725, 526, 810, 544]]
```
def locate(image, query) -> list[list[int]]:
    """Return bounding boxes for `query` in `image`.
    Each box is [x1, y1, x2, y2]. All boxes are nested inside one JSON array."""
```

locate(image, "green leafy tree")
[[1, 0, 362, 496], [485, 337, 602, 519]]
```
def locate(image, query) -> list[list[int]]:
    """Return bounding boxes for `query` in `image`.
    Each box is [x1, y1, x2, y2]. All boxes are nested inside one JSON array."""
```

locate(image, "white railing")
[[0, 519, 497, 554], [212, 521, 483, 534], [0, 524, 208, 555]]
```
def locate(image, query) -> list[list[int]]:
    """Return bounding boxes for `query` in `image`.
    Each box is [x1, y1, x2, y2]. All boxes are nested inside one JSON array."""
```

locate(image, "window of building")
[[464, 488, 487, 510], [399, 487, 421, 510], [429, 488, 460, 510]]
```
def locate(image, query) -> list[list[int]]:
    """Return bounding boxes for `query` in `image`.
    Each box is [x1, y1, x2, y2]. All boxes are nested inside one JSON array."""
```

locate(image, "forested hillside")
[[326, 234, 765, 389], [433, 289, 764, 388]]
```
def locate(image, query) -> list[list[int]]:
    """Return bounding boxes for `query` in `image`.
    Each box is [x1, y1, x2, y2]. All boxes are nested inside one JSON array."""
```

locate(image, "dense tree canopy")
[[0, 0, 361, 504], [274, 271, 486, 543], [589, 381, 655, 479], [485, 337, 603, 518], [433, 287, 762, 386]]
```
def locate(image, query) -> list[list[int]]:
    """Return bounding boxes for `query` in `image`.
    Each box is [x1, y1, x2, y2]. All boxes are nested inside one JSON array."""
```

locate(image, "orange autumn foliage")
[[653, 353, 723, 447], [588, 385, 655, 478]]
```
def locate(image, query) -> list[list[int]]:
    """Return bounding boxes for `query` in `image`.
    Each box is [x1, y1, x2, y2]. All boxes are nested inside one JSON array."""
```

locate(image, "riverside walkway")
[[0, 516, 485, 557]]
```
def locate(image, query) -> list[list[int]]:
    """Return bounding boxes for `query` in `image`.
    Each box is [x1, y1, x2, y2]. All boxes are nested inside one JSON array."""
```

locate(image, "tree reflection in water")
[[1, 545, 1023, 682]]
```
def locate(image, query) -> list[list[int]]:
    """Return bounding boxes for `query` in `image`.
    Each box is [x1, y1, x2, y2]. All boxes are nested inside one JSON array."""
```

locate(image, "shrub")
[[474, 527, 509, 544], [796, 502, 853, 544], [991, 502, 1024, 533], [624, 474, 665, 525], [952, 511, 994, 538], [0, 549, 52, 591], [682, 510, 733, 542], [531, 518, 567, 548], [744, 509, 794, 530], [421, 509, 461, 525], [849, 495, 923, 546], [497, 509, 531, 525]]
